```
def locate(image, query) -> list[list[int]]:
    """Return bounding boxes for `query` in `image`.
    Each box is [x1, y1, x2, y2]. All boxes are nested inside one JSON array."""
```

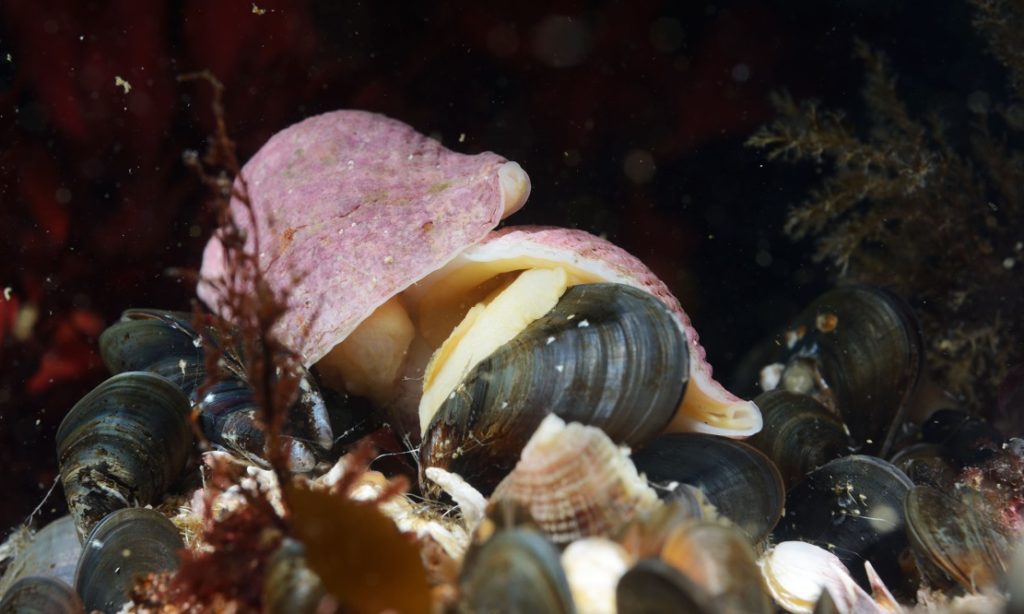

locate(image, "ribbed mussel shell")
[[748, 390, 850, 489], [459, 527, 576, 613], [490, 415, 661, 545], [734, 285, 922, 455], [773, 455, 914, 594], [420, 283, 687, 494], [99, 309, 333, 470], [74, 508, 183, 613], [0, 576, 84, 614], [56, 372, 192, 540], [630, 433, 784, 543]]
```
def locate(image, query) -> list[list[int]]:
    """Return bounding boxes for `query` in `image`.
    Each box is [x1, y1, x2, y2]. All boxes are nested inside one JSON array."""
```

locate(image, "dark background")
[[0, 0, 999, 530]]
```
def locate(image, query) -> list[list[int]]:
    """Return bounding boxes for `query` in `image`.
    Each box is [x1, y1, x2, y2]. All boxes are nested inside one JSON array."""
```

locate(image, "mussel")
[[772, 455, 914, 594], [748, 390, 851, 488], [616, 558, 716, 614], [904, 485, 1009, 592], [421, 282, 689, 494], [733, 285, 922, 455], [920, 408, 1004, 466], [74, 508, 183, 614], [0, 516, 81, 590], [660, 522, 773, 613], [100, 309, 334, 471], [0, 576, 83, 614], [459, 527, 576, 613], [630, 433, 785, 543], [56, 372, 192, 540], [888, 443, 958, 490]]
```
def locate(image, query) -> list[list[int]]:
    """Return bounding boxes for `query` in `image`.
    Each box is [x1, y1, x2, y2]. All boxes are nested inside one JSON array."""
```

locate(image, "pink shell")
[[198, 110, 524, 365]]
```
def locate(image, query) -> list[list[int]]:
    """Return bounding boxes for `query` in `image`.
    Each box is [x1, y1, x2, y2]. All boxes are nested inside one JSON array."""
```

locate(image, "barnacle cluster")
[[746, 0, 1024, 411]]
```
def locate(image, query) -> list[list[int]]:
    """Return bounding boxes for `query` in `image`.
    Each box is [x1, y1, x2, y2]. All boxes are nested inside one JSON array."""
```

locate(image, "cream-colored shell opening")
[[316, 248, 761, 439]]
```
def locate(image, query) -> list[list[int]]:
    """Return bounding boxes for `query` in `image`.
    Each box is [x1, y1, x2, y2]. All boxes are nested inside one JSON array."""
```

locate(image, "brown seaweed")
[[747, 3, 1024, 410]]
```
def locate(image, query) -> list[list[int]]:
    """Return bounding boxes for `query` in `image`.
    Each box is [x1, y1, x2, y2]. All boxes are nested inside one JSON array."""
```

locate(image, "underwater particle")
[[13, 304, 37, 341], [55, 188, 71, 204], [252, 3, 266, 15], [1003, 257, 1015, 269], [815, 312, 838, 333], [114, 76, 131, 94], [623, 149, 656, 184]]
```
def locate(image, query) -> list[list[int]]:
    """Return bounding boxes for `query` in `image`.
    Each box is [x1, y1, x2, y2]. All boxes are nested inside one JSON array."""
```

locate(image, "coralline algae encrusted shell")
[[198, 110, 529, 365]]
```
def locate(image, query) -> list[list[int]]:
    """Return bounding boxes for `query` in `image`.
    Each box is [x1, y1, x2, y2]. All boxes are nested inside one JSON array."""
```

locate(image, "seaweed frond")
[[177, 70, 302, 491], [748, 25, 1024, 409], [972, 0, 1024, 99]]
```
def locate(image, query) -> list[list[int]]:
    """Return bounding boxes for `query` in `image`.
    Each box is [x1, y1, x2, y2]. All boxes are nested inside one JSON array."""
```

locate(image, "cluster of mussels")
[[1, 109, 1022, 613]]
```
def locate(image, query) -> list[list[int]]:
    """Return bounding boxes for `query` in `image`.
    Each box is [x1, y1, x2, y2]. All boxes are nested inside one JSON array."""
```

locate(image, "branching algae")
[[748, 1, 1024, 410]]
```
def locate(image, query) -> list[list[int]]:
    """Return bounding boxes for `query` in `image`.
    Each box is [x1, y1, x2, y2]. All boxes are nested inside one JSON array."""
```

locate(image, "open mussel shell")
[[74, 508, 183, 614], [733, 285, 922, 455], [263, 539, 327, 614], [748, 390, 851, 489], [661, 522, 772, 613], [904, 485, 1009, 592], [56, 371, 192, 540], [459, 528, 576, 613], [0, 516, 81, 590], [630, 433, 784, 543], [0, 576, 84, 614], [422, 283, 689, 494], [772, 455, 914, 595], [616, 558, 715, 614]]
